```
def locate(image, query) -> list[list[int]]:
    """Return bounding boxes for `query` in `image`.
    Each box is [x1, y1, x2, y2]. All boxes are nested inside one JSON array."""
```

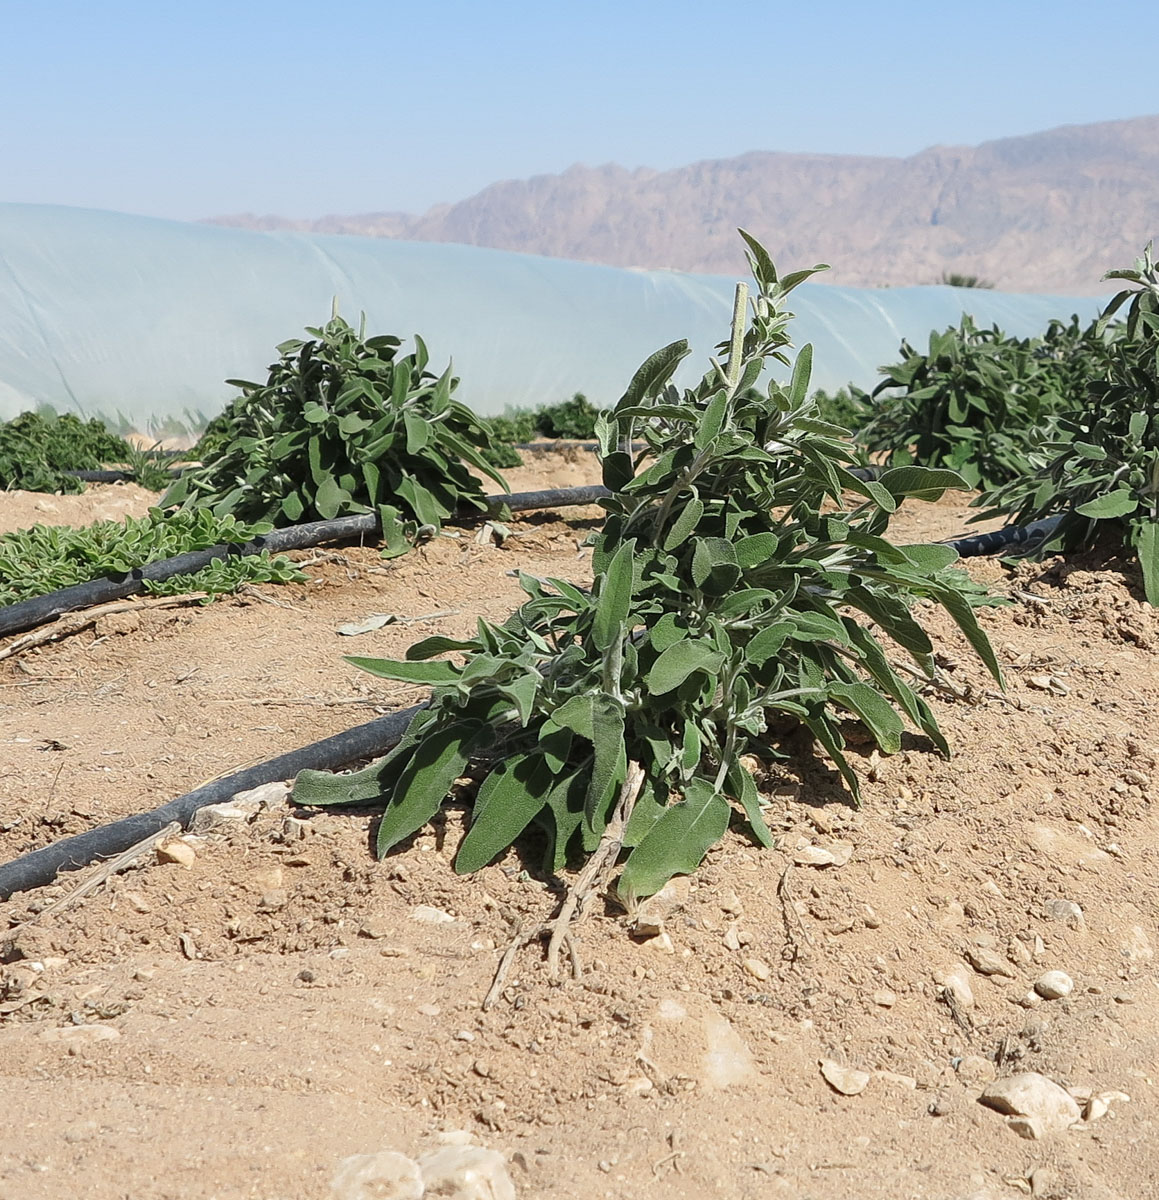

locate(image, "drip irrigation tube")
[[0, 485, 610, 640], [941, 515, 1062, 558], [0, 705, 422, 901]]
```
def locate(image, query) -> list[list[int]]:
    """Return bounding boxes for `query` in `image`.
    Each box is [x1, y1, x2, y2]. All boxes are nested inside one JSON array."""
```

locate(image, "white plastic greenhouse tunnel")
[[0, 202, 1108, 430]]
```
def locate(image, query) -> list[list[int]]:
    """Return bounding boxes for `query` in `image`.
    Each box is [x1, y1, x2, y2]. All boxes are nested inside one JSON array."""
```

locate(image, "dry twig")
[[0, 594, 208, 662]]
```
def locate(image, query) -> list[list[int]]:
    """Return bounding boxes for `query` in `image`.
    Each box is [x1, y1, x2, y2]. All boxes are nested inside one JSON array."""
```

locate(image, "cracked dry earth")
[[1, 449, 1158, 1200]]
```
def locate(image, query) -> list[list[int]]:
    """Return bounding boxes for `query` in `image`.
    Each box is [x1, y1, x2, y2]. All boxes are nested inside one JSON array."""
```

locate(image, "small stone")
[[936, 963, 975, 1008], [123, 891, 152, 914], [358, 918, 391, 940], [1122, 769, 1150, 788], [1042, 899, 1086, 931], [861, 904, 881, 929], [871, 989, 896, 1008], [643, 931, 674, 953], [379, 946, 411, 959], [258, 889, 288, 912], [1113, 991, 1136, 1005], [742, 957, 771, 981], [633, 878, 689, 936], [416, 1146, 516, 1200], [965, 945, 1016, 978], [1119, 925, 1153, 962], [793, 840, 853, 868], [417, 1004, 441, 1017], [40, 1025, 121, 1046], [410, 905, 456, 924], [1007, 938, 1034, 967], [1033, 971, 1074, 1000], [719, 888, 744, 916], [979, 1072, 1081, 1137], [820, 1059, 871, 1096], [956, 1055, 997, 1085], [189, 796, 264, 834], [156, 839, 196, 868], [1030, 1167, 1059, 1198], [454, 1030, 475, 1042], [874, 1070, 916, 1089], [330, 1151, 423, 1200], [722, 925, 743, 951]]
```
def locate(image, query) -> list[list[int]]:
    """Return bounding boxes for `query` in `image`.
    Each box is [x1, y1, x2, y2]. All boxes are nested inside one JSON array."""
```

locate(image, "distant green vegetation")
[[0, 410, 134, 493], [0, 509, 305, 607]]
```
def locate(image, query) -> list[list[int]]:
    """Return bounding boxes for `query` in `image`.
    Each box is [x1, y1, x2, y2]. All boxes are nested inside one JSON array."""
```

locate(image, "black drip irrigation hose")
[[0, 706, 422, 902], [941, 515, 1062, 558], [0, 485, 610, 640]]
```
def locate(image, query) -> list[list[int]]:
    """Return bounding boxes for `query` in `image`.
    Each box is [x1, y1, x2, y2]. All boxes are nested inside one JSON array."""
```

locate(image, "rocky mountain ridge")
[[209, 115, 1159, 293]]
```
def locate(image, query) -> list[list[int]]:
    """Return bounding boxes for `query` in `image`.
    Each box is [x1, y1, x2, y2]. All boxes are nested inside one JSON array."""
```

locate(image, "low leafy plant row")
[[0, 411, 138, 494], [0, 509, 304, 608]]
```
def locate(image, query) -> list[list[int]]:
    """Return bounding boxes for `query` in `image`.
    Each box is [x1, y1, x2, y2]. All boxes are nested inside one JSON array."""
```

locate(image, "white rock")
[[410, 905, 457, 924], [871, 989, 896, 1008], [936, 963, 975, 1008], [956, 1055, 997, 1085], [978, 1073, 1081, 1136], [1033, 970, 1074, 1000], [156, 839, 197, 867], [820, 1059, 870, 1096], [742, 957, 771, 981], [632, 878, 689, 936], [702, 1012, 755, 1089], [417, 1146, 516, 1200], [965, 945, 1015, 978], [331, 1151, 423, 1200], [1119, 924, 1153, 962], [1042, 899, 1085, 931]]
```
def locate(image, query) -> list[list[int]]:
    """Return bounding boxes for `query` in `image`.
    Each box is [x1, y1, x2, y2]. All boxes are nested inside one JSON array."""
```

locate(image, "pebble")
[[742, 957, 771, 981], [956, 1055, 997, 1085], [1007, 938, 1034, 967], [330, 1151, 423, 1200], [156, 839, 196, 868], [359, 918, 392, 940], [820, 1059, 871, 1096], [416, 1146, 516, 1200], [633, 878, 689, 936], [1042, 899, 1085, 931], [979, 1073, 1081, 1138], [871, 989, 896, 1008], [936, 963, 975, 1008], [965, 945, 1015, 978], [1033, 970, 1074, 1000], [410, 905, 456, 925]]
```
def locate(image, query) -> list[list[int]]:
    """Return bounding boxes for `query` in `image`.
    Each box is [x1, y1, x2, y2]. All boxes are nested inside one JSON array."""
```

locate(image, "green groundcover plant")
[[857, 314, 1117, 490], [293, 235, 1002, 900], [0, 509, 304, 607], [164, 316, 507, 556], [976, 245, 1159, 604], [0, 411, 134, 494]]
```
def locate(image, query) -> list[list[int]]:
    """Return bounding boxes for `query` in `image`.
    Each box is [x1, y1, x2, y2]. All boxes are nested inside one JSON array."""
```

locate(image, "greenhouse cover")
[[0, 203, 1107, 430]]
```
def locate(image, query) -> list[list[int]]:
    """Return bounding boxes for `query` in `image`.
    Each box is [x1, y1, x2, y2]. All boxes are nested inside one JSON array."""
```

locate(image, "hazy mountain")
[[209, 116, 1159, 293]]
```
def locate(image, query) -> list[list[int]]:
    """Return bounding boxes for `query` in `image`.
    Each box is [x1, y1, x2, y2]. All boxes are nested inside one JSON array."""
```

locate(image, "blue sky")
[[4, 0, 1156, 221]]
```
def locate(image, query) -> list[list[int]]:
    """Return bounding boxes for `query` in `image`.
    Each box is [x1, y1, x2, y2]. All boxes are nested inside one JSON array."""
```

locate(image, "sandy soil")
[[1, 452, 1157, 1200]]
